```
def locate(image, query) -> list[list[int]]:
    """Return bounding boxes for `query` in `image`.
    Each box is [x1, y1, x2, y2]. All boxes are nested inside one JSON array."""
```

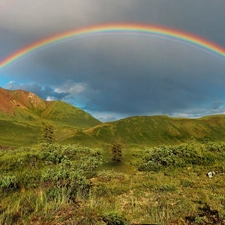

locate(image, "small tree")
[[42, 124, 55, 144], [111, 143, 122, 162]]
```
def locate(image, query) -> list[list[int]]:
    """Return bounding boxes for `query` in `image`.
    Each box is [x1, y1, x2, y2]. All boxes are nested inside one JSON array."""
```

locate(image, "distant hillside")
[[1, 87, 225, 147], [82, 115, 225, 146], [41, 101, 100, 128]]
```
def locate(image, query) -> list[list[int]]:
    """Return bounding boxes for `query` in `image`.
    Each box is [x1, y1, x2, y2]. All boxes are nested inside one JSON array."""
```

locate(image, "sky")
[[1, 0, 225, 122]]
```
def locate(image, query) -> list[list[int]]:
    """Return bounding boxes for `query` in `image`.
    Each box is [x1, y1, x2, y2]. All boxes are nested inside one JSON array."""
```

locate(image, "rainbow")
[[1, 23, 225, 70]]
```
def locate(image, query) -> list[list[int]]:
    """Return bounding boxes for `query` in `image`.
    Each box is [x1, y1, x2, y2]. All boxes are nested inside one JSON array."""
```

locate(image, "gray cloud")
[[0, 0, 135, 37], [1, 0, 225, 46], [1, 0, 225, 121]]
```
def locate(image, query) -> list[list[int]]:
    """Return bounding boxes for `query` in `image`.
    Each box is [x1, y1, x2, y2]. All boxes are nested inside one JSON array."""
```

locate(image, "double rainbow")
[[1, 24, 225, 70]]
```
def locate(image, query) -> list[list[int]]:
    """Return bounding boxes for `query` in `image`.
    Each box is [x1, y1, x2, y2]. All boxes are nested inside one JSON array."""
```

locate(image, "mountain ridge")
[[0, 87, 100, 127], [0, 87, 47, 114], [1, 87, 225, 147]]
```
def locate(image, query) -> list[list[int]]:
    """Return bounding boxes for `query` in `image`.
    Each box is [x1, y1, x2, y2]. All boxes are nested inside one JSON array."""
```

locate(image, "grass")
[[2, 87, 225, 149], [0, 119, 42, 147], [41, 101, 101, 128], [3, 106, 225, 148], [84, 115, 225, 147], [0, 141, 225, 224]]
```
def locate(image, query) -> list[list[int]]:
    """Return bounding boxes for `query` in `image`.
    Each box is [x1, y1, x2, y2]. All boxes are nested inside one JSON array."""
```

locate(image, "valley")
[[0, 88, 225, 224]]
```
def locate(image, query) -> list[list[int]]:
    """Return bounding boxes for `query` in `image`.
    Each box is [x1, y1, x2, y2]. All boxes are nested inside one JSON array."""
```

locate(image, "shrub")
[[111, 143, 122, 162], [138, 143, 218, 172], [0, 175, 19, 191], [102, 212, 128, 225], [138, 160, 161, 172], [39, 143, 66, 164], [41, 124, 55, 144], [41, 163, 91, 201], [38, 144, 102, 203]]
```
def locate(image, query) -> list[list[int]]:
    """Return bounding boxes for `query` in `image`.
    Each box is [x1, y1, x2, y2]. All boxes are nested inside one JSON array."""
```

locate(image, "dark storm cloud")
[[1, 0, 225, 120], [21, 36, 224, 117], [4, 34, 225, 119], [131, 0, 225, 45], [1, 0, 225, 47]]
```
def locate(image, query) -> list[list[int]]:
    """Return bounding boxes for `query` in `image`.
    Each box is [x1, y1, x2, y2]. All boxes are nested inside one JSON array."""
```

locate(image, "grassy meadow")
[[0, 140, 225, 225], [1, 88, 225, 224]]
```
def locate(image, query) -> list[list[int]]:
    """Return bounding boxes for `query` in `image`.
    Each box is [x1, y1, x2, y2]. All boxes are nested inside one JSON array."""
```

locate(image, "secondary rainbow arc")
[[1, 24, 225, 70]]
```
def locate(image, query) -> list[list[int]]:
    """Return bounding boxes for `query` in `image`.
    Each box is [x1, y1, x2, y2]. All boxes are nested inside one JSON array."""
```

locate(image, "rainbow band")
[[1, 24, 225, 69]]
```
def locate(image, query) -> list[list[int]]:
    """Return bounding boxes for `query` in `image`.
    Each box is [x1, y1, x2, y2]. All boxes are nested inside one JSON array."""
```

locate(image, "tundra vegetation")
[[0, 140, 225, 224], [1, 88, 225, 224]]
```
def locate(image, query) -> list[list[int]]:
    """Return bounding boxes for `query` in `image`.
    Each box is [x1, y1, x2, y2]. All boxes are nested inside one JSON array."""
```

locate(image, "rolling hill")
[[1, 87, 225, 147], [82, 115, 225, 146]]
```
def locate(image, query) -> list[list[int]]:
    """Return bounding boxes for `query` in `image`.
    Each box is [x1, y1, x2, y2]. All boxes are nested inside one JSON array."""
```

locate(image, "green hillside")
[[1, 89, 225, 224], [41, 101, 100, 128], [0, 119, 41, 146], [2, 88, 225, 147], [81, 115, 225, 146], [3, 111, 225, 147]]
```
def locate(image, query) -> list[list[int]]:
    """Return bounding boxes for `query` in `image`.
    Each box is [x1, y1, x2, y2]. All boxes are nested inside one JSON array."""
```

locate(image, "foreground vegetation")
[[0, 140, 225, 224]]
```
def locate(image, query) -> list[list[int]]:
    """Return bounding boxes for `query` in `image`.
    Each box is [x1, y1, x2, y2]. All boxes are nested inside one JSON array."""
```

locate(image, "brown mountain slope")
[[0, 87, 47, 115], [0, 87, 101, 127]]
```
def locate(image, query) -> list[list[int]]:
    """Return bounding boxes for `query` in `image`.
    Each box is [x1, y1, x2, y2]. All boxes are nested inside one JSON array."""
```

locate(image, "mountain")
[[1, 87, 225, 147], [0, 87, 100, 127], [0, 87, 101, 146], [0, 88, 46, 116]]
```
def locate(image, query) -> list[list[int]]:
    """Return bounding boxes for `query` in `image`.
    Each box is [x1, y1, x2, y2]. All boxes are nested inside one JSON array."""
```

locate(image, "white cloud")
[[90, 111, 128, 122], [46, 96, 56, 101], [53, 81, 90, 108], [171, 105, 225, 119], [4, 80, 15, 89]]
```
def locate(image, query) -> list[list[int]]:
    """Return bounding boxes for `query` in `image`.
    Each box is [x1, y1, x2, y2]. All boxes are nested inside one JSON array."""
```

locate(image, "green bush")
[[39, 143, 67, 164], [138, 160, 162, 172], [41, 161, 91, 201], [138, 143, 218, 172], [0, 175, 19, 191], [40, 144, 102, 202], [102, 212, 128, 225], [18, 170, 41, 189]]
